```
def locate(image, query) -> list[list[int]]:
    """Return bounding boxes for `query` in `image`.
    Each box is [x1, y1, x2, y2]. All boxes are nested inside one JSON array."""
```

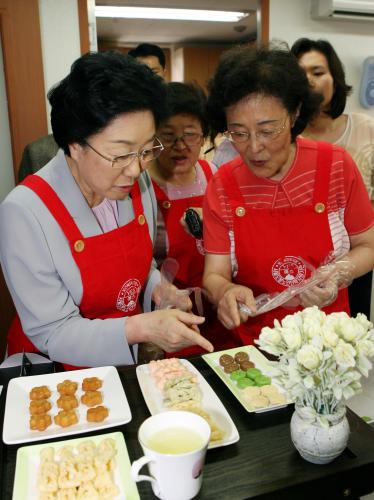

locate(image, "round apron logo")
[[116, 278, 141, 312], [272, 256, 306, 287]]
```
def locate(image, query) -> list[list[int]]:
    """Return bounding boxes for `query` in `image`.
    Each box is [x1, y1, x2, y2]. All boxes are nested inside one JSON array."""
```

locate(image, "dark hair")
[[162, 82, 209, 137], [128, 43, 166, 69], [290, 38, 352, 119], [207, 46, 323, 141], [48, 51, 167, 155]]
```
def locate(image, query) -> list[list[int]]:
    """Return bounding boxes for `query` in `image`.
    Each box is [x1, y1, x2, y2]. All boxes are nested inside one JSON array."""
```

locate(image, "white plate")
[[202, 346, 291, 413], [12, 432, 140, 500], [3, 366, 132, 445], [136, 359, 239, 449]]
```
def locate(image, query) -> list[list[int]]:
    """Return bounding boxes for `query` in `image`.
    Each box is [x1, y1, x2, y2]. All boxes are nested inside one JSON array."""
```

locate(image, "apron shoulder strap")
[[218, 163, 246, 208], [21, 174, 83, 241], [313, 141, 333, 205], [198, 159, 214, 182], [130, 181, 145, 217], [151, 178, 168, 203]]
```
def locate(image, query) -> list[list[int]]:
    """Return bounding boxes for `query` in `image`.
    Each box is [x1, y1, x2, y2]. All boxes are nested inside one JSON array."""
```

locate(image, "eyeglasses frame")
[[224, 116, 289, 145]]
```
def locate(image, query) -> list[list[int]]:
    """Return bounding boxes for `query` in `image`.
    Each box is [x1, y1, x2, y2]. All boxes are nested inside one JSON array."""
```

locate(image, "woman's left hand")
[[180, 207, 203, 236], [299, 280, 338, 308]]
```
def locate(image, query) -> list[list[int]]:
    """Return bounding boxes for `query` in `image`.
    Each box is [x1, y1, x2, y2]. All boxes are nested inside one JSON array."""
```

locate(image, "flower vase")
[[290, 403, 349, 464]]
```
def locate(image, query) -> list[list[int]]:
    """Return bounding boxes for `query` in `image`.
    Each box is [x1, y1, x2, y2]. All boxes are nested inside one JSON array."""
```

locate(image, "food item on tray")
[[172, 400, 225, 442], [29, 399, 52, 416], [54, 409, 79, 428], [57, 380, 78, 395], [30, 413, 52, 431], [82, 376, 103, 392], [163, 374, 201, 407], [56, 395, 79, 411], [149, 358, 196, 390], [37, 438, 119, 498], [234, 351, 249, 363], [86, 405, 109, 423], [219, 354, 235, 366], [81, 390, 103, 407], [230, 369, 246, 381], [239, 360, 255, 371], [245, 368, 262, 380], [30, 385, 52, 401], [237, 378, 255, 389], [223, 362, 239, 374], [243, 384, 286, 409], [254, 374, 272, 387]]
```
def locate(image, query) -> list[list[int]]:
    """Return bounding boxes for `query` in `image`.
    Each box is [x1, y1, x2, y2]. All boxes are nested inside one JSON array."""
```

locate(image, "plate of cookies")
[[3, 366, 131, 444], [136, 358, 239, 449], [202, 346, 290, 413], [12, 431, 140, 500]]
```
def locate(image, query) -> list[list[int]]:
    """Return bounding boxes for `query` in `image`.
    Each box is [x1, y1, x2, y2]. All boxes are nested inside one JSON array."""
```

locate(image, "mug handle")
[[131, 456, 160, 492]]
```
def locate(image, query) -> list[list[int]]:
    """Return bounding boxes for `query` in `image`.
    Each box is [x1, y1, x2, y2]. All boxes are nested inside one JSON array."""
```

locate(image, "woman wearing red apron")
[[149, 82, 237, 357], [203, 46, 374, 344], [0, 52, 212, 369]]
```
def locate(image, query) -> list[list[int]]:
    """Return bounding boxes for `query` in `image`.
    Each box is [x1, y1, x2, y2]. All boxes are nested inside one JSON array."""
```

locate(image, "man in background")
[[128, 43, 166, 79]]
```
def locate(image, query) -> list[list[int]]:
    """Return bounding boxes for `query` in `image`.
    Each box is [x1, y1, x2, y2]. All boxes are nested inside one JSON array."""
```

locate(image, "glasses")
[[158, 132, 204, 147], [84, 137, 164, 170], [224, 117, 288, 145]]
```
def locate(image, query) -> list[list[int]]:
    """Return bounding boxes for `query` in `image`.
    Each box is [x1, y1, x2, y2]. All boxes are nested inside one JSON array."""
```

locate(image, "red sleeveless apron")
[[7, 174, 153, 370], [152, 160, 239, 356], [219, 141, 350, 345]]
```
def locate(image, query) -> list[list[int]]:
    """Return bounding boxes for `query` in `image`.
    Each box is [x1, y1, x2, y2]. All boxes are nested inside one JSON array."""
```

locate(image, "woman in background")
[[149, 82, 237, 354], [291, 38, 374, 319]]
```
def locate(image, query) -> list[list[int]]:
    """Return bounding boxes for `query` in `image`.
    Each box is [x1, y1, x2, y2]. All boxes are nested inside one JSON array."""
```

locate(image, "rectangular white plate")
[[3, 366, 132, 445], [136, 359, 239, 449], [12, 431, 139, 500], [202, 346, 290, 413]]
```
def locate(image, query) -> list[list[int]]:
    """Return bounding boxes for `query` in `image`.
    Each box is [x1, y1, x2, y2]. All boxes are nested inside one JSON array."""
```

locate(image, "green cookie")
[[230, 369, 246, 381], [246, 368, 262, 380], [255, 375, 272, 386], [237, 378, 255, 389]]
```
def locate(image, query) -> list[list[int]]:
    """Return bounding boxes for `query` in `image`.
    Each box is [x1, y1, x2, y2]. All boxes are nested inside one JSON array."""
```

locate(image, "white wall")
[[38, 0, 82, 131], [269, 0, 374, 116], [0, 36, 15, 202]]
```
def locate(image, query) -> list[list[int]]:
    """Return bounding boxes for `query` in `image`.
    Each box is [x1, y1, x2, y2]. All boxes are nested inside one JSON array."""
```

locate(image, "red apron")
[[152, 160, 239, 356], [7, 174, 153, 369], [219, 141, 350, 345]]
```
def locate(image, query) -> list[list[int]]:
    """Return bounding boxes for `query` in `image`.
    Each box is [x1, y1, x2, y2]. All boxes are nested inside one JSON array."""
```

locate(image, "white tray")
[[12, 432, 139, 500], [136, 359, 239, 449], [3, 366, 132, 444], [202, 346, 290, 413]]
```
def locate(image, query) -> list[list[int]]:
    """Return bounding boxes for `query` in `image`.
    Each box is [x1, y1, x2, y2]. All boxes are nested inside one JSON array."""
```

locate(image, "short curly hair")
[[207, 45, 323, 141], [48, 51, 167, 155], [290, 38, 352, 119], [162, 82, 209, 137]]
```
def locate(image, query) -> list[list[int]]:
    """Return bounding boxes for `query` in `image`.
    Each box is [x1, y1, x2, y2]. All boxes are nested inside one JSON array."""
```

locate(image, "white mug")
[[131, 410, 211, 500]]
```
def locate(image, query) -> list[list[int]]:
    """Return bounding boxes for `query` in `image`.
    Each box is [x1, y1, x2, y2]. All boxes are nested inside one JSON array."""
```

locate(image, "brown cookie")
[[86, 405, 109, 423], [57, 379, 78, 395], [29, 385, 51, 401], [224, 362, 239, 373], [81, 391, 103, 407], [30, 413, 52, 431], [219, 354, 234, 367], [29, 399, 52, 416], [54, 409, 79, 427], [240, 360, 255, 371], [234, 351, 249, 363], [82, 377, 103, 392], [56, 394, 79, 411]]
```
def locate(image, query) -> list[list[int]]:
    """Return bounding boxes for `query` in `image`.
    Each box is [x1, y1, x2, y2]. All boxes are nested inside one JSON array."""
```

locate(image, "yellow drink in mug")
[[131, 411, 211, 500]]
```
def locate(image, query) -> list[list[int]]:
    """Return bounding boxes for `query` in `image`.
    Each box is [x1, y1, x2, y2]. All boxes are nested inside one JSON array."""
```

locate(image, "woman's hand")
[[217, 284, 256, 329], [126, 309, 213, 353], [152, 282, 192, 311], [180, 207, 203, 237]]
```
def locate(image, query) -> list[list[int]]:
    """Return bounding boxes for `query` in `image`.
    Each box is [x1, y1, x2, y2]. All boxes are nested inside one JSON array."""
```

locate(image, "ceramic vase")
[[290, 403, 349, 464]]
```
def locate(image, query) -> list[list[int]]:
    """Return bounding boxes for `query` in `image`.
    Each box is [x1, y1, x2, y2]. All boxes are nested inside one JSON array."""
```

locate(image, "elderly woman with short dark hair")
[[0, 51, 212, 368], [202, 46, 374, 345]]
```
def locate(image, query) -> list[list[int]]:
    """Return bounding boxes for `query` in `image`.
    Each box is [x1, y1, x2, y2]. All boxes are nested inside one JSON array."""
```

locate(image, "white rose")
[[357, 340, 374, 358], [259, 327, 282, 346], [296, 344, 323, 370], [340, 318, 359, 342], [302, 318, 321, 339], [321, 326, 339, 348], [281, 314, 303, 330], [301, 306, 326, 324], [334, 340, 356, 368], [355, 313, 373, 332], [282, 328, 302, 351]]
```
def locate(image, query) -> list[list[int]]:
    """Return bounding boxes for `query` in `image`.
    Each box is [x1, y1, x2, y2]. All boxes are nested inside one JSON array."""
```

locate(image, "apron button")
[[315, 202, 325, 213], [162, 200, 171, 209], [74, 240, 85, 252], [138, 214, 146, 225], [235, 206, 246, 217]]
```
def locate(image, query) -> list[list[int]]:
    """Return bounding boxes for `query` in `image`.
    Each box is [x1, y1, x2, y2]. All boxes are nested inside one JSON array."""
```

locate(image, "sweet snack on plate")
[[82, 376, 103, 392], [230, 369, 246, 381], [30, 413, 52, 431], [219, 353, 235, 366], [149, 358, 195, 390], [86, 405, 109, 423], [81, 390, 103, 407], [237, 378, 255, 389], [234, 351, 249, 363], [56, 395, 79, 411], [245, 368, 262, 380], [57, 379, 78, 395], [239, 360, 255, 371], [29, 399, 52, 415], [243, 384, 287, 409], [163, 374, 201, 407], [224, 362, 239, 374], [54, 409, 79, 427], [30, 385, 51, 401]]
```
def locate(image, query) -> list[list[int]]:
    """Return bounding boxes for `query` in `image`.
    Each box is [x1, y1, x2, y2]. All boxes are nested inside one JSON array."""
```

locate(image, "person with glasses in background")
[[202, 45, 374, 346], [148, 82, 237, 356], [0, 52, 212, 369], [291, 38, 374, 320]]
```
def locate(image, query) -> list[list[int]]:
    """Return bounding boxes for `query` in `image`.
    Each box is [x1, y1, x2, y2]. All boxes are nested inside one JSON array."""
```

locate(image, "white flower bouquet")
[[256, 306, 374, 426]]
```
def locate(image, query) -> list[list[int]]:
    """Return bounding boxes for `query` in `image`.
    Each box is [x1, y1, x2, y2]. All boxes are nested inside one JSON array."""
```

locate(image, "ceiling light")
[[95, 6, 249, 23]]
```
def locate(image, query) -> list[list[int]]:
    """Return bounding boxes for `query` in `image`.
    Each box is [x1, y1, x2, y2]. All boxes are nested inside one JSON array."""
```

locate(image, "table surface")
[[1, 357, 374, 500]]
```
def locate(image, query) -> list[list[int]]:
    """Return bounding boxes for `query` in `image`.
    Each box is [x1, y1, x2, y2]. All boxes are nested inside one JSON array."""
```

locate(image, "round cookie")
[[240, 360, 255, 371], [237, 377, 255, 389], [224, 362, 239, 374], [219, 354, 234, 367], [234, 351, 249, 363], [246, 368, 262, 380], [230, 369, 246, 381], [254, 375, 271, 387]]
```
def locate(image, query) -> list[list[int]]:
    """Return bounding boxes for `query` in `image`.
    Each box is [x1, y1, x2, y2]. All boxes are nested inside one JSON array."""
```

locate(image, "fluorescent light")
[[95, 6, 249, 23]]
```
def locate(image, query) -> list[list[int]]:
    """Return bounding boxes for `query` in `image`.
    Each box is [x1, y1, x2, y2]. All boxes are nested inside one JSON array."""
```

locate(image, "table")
[[1, 357, 374, 499]]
